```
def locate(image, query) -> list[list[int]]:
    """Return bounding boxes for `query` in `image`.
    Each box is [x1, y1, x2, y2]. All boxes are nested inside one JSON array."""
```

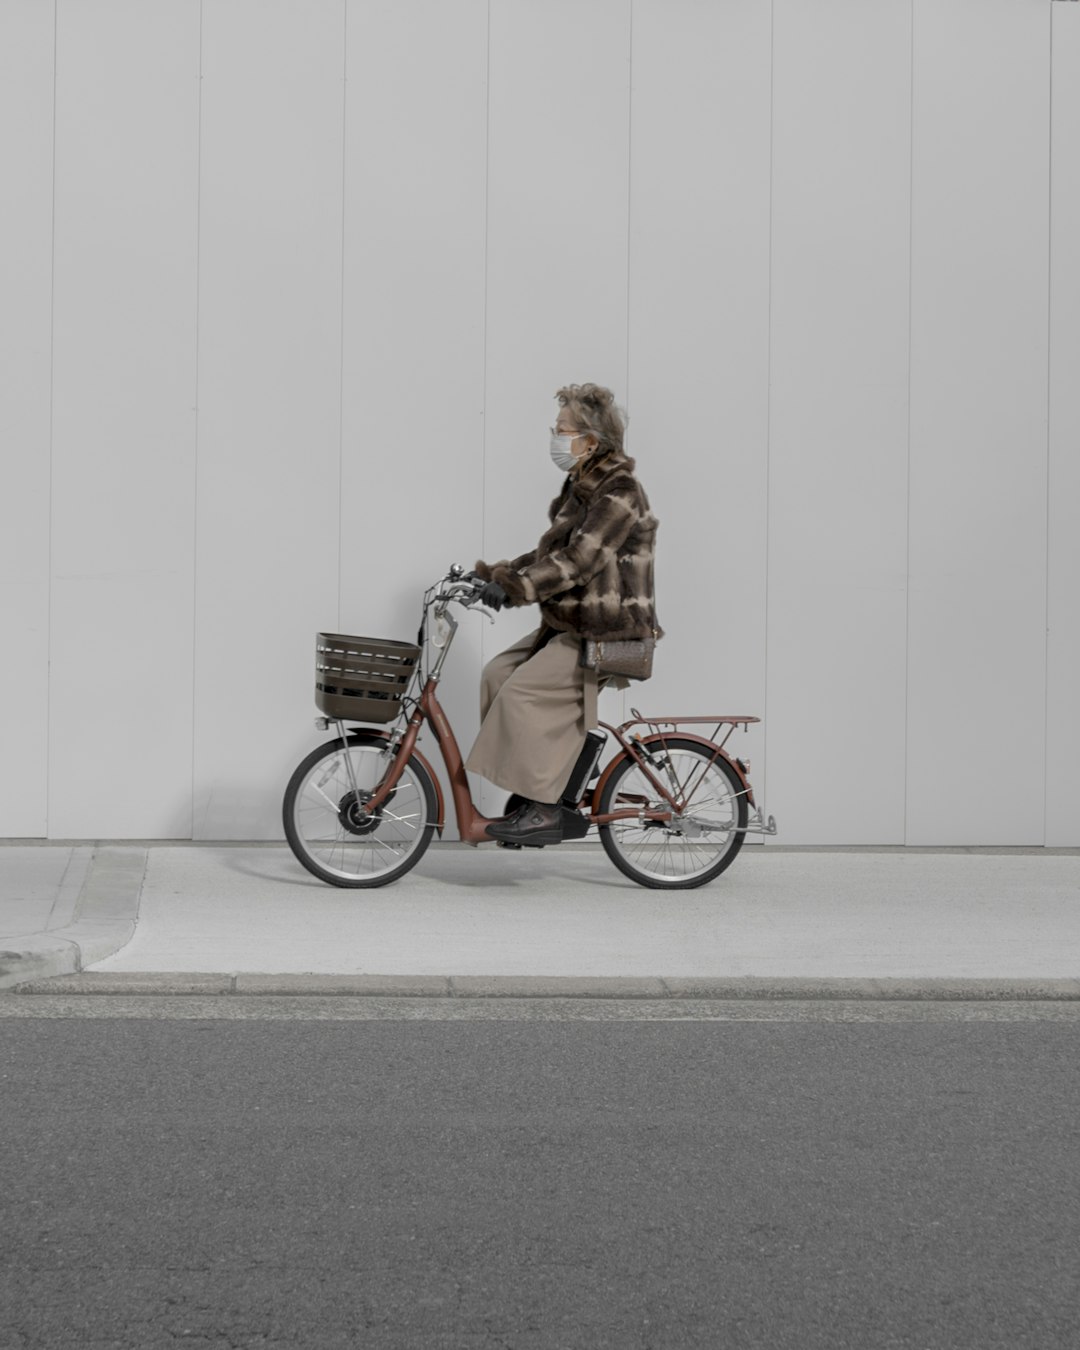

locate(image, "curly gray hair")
[[555, 383, 628, 455]]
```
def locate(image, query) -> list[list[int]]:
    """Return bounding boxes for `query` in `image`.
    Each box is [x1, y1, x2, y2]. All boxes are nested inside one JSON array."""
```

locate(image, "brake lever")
[[459, 592, 496, 623]]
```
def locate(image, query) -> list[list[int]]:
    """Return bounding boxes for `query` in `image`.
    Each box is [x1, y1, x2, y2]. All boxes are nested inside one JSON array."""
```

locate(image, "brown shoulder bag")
[[580, 635, 656, 682]]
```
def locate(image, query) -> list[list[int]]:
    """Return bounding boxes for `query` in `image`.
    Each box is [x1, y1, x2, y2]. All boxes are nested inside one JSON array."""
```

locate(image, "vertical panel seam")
[[480, 0, 492, 677], [904, 0, 915, 848], [338, 0, 348, 633], [191, 0, 204, 840], [46, 0, 58, 839], [762, 0, 774, 839], [1044, 3, 1054, 846], [625, 0, 633, 414], [622, 0, 633, 732]]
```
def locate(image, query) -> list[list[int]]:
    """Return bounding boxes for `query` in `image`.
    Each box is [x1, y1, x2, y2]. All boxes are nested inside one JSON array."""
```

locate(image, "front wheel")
[[283, 733, 438, 888], [597, 737, 748, 889]]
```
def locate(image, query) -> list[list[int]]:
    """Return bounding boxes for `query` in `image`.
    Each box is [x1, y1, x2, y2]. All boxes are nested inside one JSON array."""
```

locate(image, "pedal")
[[496, 839, 524, 850]]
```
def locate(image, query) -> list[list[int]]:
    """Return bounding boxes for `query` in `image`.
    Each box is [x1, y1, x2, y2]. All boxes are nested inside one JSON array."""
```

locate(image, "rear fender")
[[590, 732, 755, 812]]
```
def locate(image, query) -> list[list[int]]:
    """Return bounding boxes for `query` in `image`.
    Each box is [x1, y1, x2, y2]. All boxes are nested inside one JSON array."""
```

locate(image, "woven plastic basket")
[[315, 632, 421, 722]]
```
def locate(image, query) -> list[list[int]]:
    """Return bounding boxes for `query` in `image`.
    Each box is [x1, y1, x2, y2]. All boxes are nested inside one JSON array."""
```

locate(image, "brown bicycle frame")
[[348, 675, 759, 844]]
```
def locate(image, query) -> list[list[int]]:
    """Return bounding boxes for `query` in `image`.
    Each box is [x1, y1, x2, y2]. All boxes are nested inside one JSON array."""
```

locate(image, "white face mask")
[[550, 430, 585, 474]]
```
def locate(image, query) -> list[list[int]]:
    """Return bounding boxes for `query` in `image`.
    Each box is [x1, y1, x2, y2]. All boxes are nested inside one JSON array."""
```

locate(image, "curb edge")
[[9, 972, 1080, 1001]]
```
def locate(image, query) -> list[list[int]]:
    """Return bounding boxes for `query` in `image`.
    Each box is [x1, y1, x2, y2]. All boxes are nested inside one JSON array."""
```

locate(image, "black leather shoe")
[[485, 800, 563, 847]]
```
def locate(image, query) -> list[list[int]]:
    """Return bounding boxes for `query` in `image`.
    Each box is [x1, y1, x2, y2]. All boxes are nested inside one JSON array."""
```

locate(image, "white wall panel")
[[480, 0, 631, 813], [193, 0, 345, 838], [4, 0, 1074, 849], [906, 0, 1050, 844], [339, 0, 488, 839], [766, 0, 912, 844], [627, 0, 772, 815], [0, 1, 53, 836], [49, 0, 199, 838], [1046, 3, 1080, 847]]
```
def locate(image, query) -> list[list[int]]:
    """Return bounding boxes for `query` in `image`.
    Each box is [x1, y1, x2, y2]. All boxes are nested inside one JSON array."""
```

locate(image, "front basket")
[[315, 632, 421, 723]]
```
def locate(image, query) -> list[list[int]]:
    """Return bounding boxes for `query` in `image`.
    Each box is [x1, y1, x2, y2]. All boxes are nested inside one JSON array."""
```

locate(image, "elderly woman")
[[465, 382, 661, 846]]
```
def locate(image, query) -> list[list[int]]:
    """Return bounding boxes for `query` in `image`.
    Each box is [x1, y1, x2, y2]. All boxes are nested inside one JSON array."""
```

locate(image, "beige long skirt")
[[464, 628, 599, 803]]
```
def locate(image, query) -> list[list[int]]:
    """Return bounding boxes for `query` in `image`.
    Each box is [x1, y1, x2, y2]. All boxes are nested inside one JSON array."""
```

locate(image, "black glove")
[[478, 580, 508, 611]]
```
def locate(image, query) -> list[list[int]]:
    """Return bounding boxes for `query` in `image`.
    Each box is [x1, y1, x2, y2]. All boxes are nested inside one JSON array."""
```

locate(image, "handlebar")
[[418, 566, 493, 669], [441, 579, 484, 606], [434, 564, 484, 603], [426, 566, 488, 622]]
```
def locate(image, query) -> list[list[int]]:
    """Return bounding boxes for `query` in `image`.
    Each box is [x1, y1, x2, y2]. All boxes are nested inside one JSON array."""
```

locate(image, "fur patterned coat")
[[475, 448, 662, 642]]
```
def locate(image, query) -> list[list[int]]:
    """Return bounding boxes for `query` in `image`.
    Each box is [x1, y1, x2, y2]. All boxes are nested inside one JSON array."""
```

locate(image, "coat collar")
[[572, 447, 636, 501]]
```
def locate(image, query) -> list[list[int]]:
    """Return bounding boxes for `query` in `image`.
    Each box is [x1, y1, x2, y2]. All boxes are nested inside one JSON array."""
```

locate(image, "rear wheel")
[[283, 733, 437, 888], [597, 737, 748, 889]]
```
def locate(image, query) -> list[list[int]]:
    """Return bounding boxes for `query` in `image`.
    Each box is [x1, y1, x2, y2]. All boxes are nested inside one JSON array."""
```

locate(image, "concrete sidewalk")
[[2, 841, 1079, 997], [0, 845, 146, 991]]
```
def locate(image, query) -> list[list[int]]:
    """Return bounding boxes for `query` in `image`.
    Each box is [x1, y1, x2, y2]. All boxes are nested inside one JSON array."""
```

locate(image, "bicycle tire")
[[597, 736, 748, 889], [283, 732, 438, 888]]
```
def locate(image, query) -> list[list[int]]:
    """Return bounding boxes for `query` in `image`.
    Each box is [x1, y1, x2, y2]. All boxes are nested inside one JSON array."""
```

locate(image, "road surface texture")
[[2, 1005, 1077, 1349]]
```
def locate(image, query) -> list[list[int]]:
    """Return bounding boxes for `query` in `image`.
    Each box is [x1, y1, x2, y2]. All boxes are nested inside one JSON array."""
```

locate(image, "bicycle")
[[282, 564, 777, 890]]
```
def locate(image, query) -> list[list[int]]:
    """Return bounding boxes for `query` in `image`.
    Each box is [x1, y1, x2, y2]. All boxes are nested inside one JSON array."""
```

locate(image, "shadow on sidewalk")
[[216, 843, 636, 892]]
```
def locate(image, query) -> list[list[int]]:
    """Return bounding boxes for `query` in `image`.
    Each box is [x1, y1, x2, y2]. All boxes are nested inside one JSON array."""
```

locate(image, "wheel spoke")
[[285, 742, 433, 885], [600, 743, 747, 887], [305, 782, 342, 812]]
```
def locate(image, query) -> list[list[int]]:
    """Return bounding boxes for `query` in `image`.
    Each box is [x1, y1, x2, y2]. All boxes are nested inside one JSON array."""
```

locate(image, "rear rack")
[[619, 707, 760, 751], [615, 708, 776, 837], [620, 712, 760, 730]]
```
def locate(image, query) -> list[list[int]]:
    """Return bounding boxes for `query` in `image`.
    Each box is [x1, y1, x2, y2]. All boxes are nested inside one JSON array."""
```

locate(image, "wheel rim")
[[290, 744, 430, 882], [604, 748, 742, 883]]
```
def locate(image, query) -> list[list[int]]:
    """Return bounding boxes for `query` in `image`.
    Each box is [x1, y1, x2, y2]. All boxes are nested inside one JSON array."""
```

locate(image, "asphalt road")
[[2, 1009, 1078, 1349]]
